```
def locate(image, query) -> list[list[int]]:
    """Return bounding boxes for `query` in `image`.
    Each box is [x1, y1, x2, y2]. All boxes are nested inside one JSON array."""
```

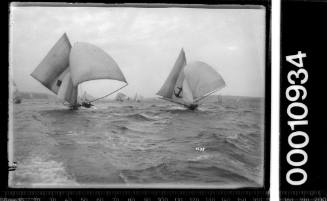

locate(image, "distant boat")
[[115, 92, 128, 102], [78, 87, 95, 108], [31, 33, 127, 110], [156, 48, 226, 110], [13, 81, 22, 104], [133, 93, 143, 102]]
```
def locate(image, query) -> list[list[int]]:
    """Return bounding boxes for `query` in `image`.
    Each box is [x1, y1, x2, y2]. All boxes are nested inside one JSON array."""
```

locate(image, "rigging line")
[[194, 88, 219, 103], [194, 82, 227, 103], [88, 83, 128, 103]]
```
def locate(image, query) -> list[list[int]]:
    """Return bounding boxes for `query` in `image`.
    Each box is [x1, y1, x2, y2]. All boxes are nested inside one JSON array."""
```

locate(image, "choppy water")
[[9, 96, 264, 188]]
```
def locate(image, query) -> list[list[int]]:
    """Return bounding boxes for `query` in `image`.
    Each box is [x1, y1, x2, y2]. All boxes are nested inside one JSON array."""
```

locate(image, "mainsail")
[[31, 33, 127, 108], [31, 33, 77, 105], [156, 49, 186, 99], [156, 49, 226, 109]]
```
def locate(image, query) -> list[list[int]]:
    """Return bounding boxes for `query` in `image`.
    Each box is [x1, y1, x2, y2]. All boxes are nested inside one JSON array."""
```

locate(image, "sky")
[[9, 5, 266, 98]]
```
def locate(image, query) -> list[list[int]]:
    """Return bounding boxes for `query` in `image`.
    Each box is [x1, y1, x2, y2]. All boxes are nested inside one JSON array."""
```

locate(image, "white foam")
[[13, 155, 79, 187]]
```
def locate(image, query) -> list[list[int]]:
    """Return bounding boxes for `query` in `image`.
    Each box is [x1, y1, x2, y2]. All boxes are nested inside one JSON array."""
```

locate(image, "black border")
[[280, 0, 327, 199], [2, 1, 271, 200]]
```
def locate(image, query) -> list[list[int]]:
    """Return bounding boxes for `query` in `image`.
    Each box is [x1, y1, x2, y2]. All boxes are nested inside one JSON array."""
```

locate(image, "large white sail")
[[69, 42, 127, 86], [183, 61, 226, 102], [156, 49, 186, 99], [31, 33, 72, 95]]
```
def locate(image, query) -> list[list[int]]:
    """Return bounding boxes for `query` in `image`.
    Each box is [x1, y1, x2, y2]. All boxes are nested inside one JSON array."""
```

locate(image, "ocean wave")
[[119, 159, 257, 185], [109, 124, 157, 135], [12, 155, 78, 187], [195, 130, 239, 141], [13, 98, 264, 187], [125, 113, 161, 121], [187, 154, 214, 161], [113, 125, 129, 131]]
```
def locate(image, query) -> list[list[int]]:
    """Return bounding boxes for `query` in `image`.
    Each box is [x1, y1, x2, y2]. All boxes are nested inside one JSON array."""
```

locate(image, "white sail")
[[181, 79, 194, 104], [183, 61, 226, 102], [69, 42, 127, 86], [156, 49, 186, 98], [57, 69, 78, 105], [31, 33, 72, 95]]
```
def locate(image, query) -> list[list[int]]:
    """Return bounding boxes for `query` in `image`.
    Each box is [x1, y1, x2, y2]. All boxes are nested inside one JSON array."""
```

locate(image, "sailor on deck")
[[174, 87, 183, 98], [173, 86, 198, 110]]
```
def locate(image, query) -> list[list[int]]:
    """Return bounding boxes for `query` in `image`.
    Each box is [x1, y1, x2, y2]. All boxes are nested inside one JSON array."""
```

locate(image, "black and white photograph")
[[8, 4, 267, 189]]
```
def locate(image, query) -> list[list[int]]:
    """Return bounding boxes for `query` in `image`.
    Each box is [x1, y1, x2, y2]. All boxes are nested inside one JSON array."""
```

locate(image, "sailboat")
[[31, 33, 127, 110], [156, 48, 226, 110], [115, 92, 128, 102], [12, 81, 22, 104], [133, 93, 143, 102], [78, 87, 95, 108]]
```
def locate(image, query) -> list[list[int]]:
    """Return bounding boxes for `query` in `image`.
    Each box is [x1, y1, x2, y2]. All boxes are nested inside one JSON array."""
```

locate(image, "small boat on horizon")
[[13, 81, 22, 104], [133, 93, 143, 103], [31, 33, 127, 110], [115, 92, 128, 102], [156, 48, 226, 110]]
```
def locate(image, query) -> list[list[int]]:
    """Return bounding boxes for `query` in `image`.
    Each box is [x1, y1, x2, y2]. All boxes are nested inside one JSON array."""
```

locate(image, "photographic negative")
[[8, 3, 268, 189]]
